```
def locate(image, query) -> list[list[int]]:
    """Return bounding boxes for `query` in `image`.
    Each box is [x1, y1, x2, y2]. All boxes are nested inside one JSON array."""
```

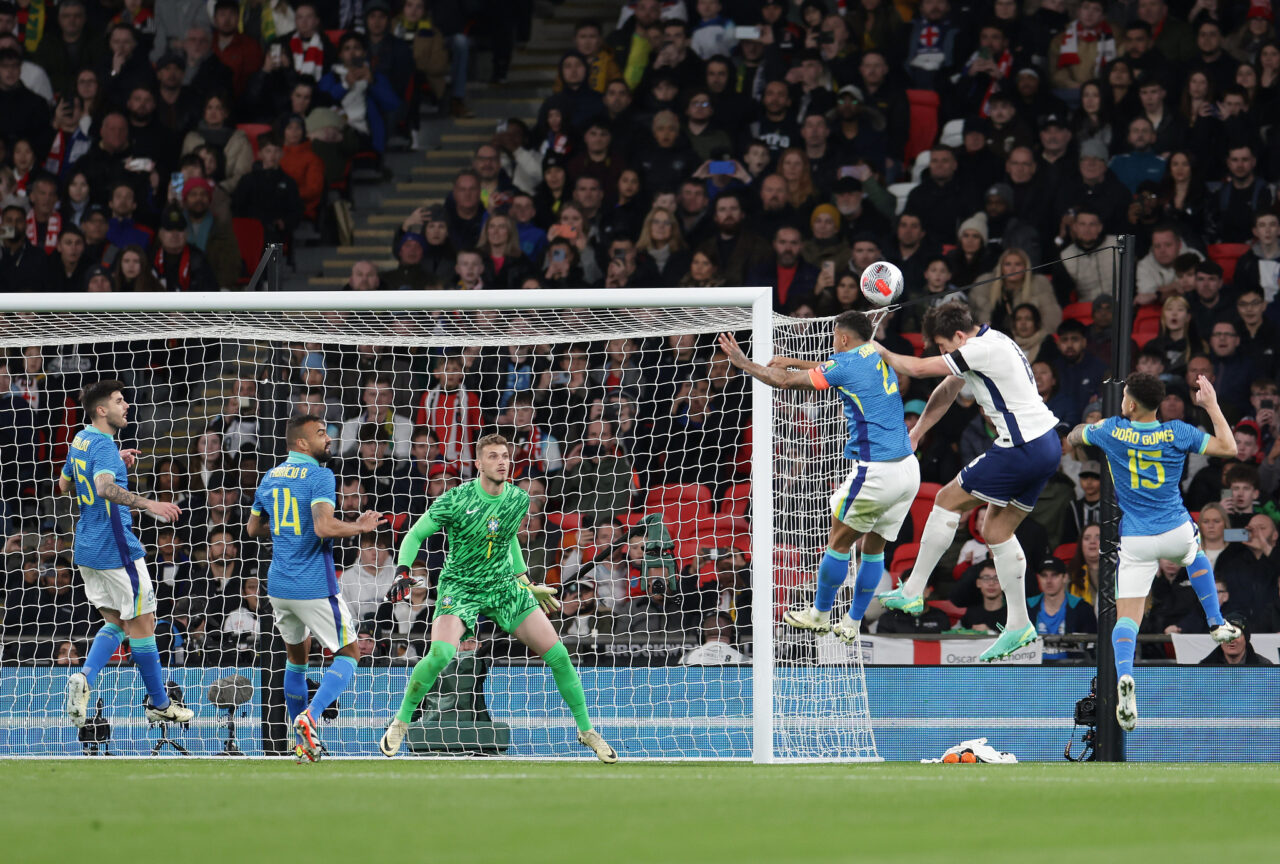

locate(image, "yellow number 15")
[[1126, 449, 1164, 489]]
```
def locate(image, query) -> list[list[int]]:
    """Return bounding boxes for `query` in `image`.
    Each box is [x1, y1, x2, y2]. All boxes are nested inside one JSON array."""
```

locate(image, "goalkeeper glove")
[[518, 573, 560, 613], [385, 565, 424, 603]]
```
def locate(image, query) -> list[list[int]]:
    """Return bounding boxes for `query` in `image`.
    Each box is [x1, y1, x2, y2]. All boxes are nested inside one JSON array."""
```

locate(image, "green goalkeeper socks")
[[542, 641, 592, 733], [395, 640, 456, 724]]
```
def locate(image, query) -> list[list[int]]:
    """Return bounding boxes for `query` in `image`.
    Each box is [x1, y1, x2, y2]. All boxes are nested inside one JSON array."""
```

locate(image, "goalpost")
[[0, 289, 877, 761]]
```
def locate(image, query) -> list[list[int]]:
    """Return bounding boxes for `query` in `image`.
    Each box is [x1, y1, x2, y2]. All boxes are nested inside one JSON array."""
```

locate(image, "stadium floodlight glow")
[[0, 289, 878, 762]]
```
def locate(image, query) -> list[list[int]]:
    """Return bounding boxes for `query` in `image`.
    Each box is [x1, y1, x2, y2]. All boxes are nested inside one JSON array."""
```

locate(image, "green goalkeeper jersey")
[[398, 479, 530, 590]]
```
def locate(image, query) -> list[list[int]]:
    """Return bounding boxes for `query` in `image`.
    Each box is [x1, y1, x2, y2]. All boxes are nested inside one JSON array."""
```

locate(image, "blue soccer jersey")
[[808, 343, 913, 462], [251, 452, 339, 600], [61, 426, 147, 570], [1082, 417, 1209, 537]]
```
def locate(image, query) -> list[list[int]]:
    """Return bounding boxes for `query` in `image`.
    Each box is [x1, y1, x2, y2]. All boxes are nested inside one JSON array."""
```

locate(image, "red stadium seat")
[[1133, 317, 1160, 347], [1208, 242, 1248, 285], [908, 489, 939, 544], [1134, 304, 1161, 324], [889, 542, 920, 583], [902, 332, 925, 357], [545, 512, 581, 531], [1053, 543, 1077, 564], [237, 123, 272, 159], [941, 244, 956, 255], [905, 90, 940, 164], [719, 481, 751, 516], [1062, 302, 1094, 326], [953, 559, 972, 580], [645, 484, 713, 529], [231, 217, 264, 286], [775, 543, 810, 572]]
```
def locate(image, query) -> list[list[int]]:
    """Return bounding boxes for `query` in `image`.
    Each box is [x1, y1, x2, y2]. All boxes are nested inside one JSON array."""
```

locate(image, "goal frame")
[[0, 288, 784, 762]]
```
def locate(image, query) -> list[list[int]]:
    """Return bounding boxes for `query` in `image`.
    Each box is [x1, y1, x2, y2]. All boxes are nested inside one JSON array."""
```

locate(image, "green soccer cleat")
[[978, 623, 1039, 662], [876, 586, 924, 616], [379, 718, 409, 757], [1116, 674, 1137, 732], [783, 606, 832, 635], [578, 728, 618, 764]]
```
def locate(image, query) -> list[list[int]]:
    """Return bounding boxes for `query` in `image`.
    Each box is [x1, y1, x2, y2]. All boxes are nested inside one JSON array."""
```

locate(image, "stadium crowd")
[[2, 1, 1280, 667]]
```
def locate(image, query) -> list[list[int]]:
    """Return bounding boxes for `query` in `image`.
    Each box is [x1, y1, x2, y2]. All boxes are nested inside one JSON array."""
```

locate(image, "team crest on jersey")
[[822, 360, 837, 371], [441, 596, 453, 608], [487, 517, 500, 533]]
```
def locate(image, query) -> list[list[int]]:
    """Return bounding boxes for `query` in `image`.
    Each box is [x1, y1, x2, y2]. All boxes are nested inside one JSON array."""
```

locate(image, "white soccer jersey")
[[942, 324, 1060, 448]]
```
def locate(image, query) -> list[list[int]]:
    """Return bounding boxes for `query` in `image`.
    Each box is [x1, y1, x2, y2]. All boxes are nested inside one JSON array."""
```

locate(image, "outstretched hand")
[[148, 500, 182, 523], [717, 332, 749, 368], [1193, 375, 1218, 408], [120, 449, 142, 469], [354, 510, 387, 533]]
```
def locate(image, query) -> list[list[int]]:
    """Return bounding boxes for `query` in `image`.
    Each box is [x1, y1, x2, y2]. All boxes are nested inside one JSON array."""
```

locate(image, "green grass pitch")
[[4, 761, 1277, 863]]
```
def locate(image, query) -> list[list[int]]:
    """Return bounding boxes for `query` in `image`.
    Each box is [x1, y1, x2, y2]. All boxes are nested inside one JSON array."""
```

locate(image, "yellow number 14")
[[1126, 449, 1164, 489], [272, 487, 302, 535]]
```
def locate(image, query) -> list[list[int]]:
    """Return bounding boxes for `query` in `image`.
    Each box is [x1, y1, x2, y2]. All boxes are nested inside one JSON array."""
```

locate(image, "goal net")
[[0, 291, 877, 761]]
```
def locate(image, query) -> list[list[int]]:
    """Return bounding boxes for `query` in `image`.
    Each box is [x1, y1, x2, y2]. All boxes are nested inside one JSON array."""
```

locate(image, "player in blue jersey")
[[1066, 372, 1241, 731], [59, 381, 193, 729], [246, 414, 384, 762], [719, 310, 920, 641]]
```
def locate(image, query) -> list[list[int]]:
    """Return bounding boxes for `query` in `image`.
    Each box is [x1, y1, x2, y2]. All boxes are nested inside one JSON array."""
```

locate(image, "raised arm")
[[911, 376, 965, 445], [1194, 376, 1239, 459], [94, 473, 181, 522], [312, 501, 384, 539], [717, 332, 817, 391], [1066, 423, 1089, 450], [872, 342, 954, 379]]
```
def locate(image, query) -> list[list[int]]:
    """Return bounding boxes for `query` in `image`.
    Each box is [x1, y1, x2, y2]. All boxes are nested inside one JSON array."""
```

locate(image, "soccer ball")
[[860, 261, 904, 308]]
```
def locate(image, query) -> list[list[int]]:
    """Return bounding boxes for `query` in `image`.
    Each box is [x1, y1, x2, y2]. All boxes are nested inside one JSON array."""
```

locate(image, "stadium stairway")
[[289, 1, 615, 290]]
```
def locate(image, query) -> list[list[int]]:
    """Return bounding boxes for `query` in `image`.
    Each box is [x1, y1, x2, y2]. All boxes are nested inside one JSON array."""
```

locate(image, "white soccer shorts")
[[79, 558, 156, 620], [828, 456, 921, 541], [270, 594, 357, 652], [1117, 520, 1199, 599]]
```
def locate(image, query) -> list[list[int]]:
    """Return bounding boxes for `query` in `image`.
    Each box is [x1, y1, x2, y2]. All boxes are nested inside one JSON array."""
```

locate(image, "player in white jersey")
[[873, 302, 1062, 661]]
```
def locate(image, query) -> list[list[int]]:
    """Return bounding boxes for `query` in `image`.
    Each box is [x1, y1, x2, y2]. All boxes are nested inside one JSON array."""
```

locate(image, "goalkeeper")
[[379, 433, 617, 763]]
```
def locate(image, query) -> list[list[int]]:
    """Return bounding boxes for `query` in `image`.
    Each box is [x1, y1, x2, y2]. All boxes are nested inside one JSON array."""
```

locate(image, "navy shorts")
[[958, 428, 1061, 512]]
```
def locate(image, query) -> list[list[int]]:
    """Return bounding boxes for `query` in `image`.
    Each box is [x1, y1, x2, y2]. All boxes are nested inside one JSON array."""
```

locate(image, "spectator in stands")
[[0, 197, 44, 291], [338, 373, 411, 460], [153, 204, 218, 290], [22, 172, 60, 252], [550, 417, 635, 526], [747, 225, 818, 313], [29, 0, 101, 98], [183, 92, 253, 193], [182, 177, 240, 287], [680, 612, 743, 665], [1209, 320, 1255, 414], [232, 133, 302, 246], [352, 423, 409, 514], [1110, 117, 1166, 194], [344, 534, 396, 623], [478, 214, 533, 290], [972, 246, 1061, 337], [413, 356, 481, 469], [1053, 207, 1117, 305], [210, 0, 262, 99], [906, 147, 972, 243], [104, 180, 150, 250], [697, 190, 767, 286], [633, 207, 689, 288], [279, 114, 325, 224], [41, 225, 87, 291], [1068, 522, 1101, 604], [1030, 556, 1096, 658], [1215, 143, 1271, 243], [1199, 614, 1273, 664], [344, 259, 381, 291], [1135, 224, 1197, 306]]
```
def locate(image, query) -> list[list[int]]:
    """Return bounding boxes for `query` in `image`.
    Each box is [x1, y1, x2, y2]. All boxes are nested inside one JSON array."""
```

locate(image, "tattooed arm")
[[94, 475, 182, 522]]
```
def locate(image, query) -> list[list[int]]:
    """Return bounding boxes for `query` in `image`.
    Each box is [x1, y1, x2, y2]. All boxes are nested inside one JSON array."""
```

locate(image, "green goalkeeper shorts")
[[433, 578, 539, 640]]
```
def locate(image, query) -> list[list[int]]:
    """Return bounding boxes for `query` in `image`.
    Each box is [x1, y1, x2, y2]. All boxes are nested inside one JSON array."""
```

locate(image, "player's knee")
[[122, 613, 156, 640], [426, 640, 457, 667]]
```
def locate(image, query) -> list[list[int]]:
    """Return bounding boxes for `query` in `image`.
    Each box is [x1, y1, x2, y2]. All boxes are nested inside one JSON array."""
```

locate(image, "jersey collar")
[[81, 424, 114, 438], [976, 324, 990, 337], [1129, 420, 1160, 429], [286, 451, 320, 466]]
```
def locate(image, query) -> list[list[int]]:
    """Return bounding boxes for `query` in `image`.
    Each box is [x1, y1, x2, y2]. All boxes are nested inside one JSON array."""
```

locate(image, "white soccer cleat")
[[578, 728, 618, 763], [783, 606, 832, 635], [145, 699, 194, 725], [831, 615, 862, 645], [66, 672, 89, 728], [379, 718, 409, 757], [1116, 674, 1137, 733], [1210, 622, 1243, 643]]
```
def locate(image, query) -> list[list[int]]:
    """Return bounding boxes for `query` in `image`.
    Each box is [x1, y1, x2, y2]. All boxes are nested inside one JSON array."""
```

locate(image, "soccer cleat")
[[876, 586, 924, 616], [293, 745, 309, 765], [145, 699, 194, 725], [1116, 674, 1138, 732], [578, 728, 618, 764], [292, 710, 325, 763], [831, 616, 862, 645], [783, 606, 832, 634], [379, 718, 409, 757], [978, 622, 1039, 662], [66, 672, 89, 729], [1210, 622, 1243, 643]]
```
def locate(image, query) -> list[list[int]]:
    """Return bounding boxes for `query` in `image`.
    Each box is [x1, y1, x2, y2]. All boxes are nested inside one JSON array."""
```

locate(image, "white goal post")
[[0, 288, 877, 762]]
